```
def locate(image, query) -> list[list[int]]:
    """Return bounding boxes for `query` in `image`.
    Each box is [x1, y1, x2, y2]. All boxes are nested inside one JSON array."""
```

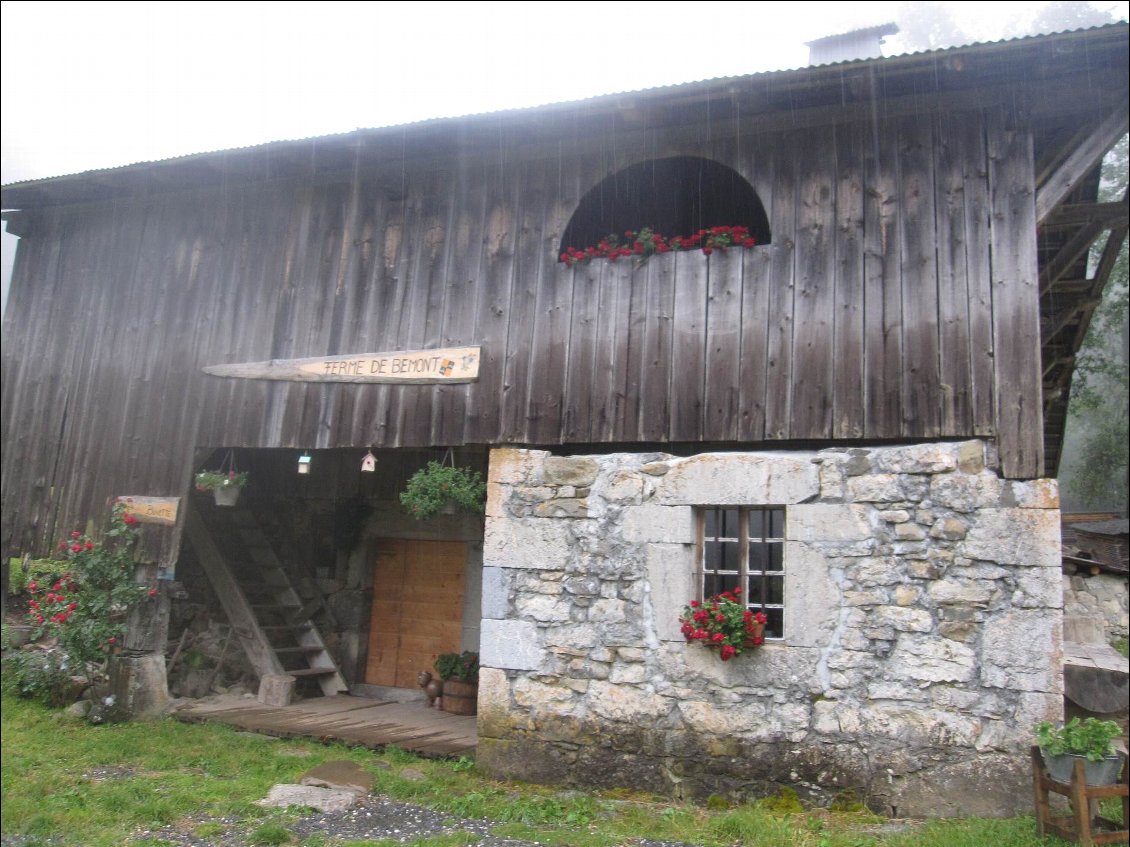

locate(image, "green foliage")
[[760, 786, 805, 815], [434, 651, 479, 682], [679, 588, 766, 660], [0, 689, 1086, 847], [8, 557, 69, 595], [194, 469, 250, 491], [1, 649, 75, 706], [26, 502, 149, 676], [1111, 636, 1129, 659], [400, 461, 485, 521], [1062, 132, 1128, 510], [0, 692, 382, 846], [1035, 717, 1123, 761], [249, 820, 294, 845]]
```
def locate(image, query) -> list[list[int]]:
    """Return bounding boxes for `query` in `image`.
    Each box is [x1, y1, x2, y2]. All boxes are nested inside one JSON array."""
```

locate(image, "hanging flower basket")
[[399, 458, 485, 521], [211, 483, 242, 507], [194, 468, 249, 508]]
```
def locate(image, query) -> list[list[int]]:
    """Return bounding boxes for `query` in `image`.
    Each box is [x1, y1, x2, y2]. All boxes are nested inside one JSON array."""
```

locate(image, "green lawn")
[[0, 693, 1074, 847]]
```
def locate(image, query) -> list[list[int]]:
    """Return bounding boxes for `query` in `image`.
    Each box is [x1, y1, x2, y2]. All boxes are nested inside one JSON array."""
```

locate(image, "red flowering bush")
[[26, 502, 151, 676], [560, 225, 757, 268], [678, 588, 767, 661]]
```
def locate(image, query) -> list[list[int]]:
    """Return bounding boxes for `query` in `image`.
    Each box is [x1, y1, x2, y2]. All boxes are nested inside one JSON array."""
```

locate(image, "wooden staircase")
[[185, 505, 348, 697]]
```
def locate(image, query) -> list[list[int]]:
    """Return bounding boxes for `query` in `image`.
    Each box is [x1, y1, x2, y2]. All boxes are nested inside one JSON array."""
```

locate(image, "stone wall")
[[1063, 571, 1129, 644], [477, 442, 1063, 817]]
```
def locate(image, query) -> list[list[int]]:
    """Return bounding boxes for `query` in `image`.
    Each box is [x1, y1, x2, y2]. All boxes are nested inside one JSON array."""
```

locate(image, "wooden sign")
[[115, 496, 180, 526], [203, 346, 481, 384]]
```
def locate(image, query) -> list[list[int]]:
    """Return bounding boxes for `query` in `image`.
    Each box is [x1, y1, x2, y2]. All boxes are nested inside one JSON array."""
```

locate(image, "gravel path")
[[124, 794, 695, 847]]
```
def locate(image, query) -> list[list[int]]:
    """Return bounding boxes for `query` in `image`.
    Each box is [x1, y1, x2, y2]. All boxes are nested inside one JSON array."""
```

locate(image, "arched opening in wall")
[[559, 156, 771, 255]]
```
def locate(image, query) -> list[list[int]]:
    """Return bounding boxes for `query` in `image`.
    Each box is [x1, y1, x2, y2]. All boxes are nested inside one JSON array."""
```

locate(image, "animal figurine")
[[417, 671, 443, 707]]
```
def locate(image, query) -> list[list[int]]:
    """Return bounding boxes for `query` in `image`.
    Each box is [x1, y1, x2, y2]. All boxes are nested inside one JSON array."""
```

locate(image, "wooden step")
[[274, 646, 327, 655], [260, 623, 313, 633], [287, 667, 339, 678]]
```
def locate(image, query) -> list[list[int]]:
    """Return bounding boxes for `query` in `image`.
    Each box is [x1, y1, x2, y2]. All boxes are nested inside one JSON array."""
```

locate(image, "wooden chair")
[[1032, 746, 1129, 846]]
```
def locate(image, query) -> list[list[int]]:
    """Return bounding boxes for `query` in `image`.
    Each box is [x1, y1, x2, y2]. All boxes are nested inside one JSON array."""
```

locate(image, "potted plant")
[[1036, 717, 1126, 785], [194, 470, 249, 507], [678, 588, 767, 661], [434, 650, 478, 715], [400, 461, 485, 521]]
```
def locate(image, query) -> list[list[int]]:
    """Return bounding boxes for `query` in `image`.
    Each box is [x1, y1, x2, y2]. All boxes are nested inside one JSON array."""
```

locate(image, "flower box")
[[441, 680, 478, 715], [1043, 751, 1125, 786]]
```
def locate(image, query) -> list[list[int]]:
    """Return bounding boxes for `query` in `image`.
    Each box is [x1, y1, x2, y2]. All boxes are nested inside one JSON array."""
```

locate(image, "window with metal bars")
[[696, 507, 785, 639]]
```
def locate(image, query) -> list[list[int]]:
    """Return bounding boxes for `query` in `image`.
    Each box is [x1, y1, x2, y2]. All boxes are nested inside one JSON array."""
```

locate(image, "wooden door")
[[365, 538, 466, 688]]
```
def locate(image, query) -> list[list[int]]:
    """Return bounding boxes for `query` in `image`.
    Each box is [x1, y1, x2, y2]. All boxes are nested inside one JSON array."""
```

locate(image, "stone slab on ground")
[[258, 784, 360, 813], [300, 760, 374, 796]]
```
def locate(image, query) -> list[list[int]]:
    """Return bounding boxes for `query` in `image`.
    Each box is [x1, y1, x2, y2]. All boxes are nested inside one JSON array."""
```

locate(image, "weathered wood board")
[[203, 346, 481, 384], [175, 694, 477, 757], [114, 496, 179, 526]]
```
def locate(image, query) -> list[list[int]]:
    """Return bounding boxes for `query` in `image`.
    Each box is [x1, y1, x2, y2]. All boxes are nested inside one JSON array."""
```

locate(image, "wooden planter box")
[[441, 680, 478, 715]]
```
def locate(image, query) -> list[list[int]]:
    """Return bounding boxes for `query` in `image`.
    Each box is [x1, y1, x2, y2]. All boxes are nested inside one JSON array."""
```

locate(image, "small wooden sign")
[[115, 496, 180, 526], [203, 346, 481, 384]]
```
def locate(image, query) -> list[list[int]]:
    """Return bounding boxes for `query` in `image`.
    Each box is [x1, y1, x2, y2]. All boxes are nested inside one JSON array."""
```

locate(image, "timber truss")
[[1035, 103, 1129, 477]]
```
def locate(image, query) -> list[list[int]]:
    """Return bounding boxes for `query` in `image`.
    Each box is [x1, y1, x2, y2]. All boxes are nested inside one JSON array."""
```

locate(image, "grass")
[[1111, 635, 1129, 659], [0, 692, 1081, 847]]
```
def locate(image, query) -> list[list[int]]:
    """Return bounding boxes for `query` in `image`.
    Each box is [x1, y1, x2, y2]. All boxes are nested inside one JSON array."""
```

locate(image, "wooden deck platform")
[[174, 694, 477, 757]]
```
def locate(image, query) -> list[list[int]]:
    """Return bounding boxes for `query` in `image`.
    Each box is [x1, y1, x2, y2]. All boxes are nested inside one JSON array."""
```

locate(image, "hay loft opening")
[[560, 156, 771, 253]]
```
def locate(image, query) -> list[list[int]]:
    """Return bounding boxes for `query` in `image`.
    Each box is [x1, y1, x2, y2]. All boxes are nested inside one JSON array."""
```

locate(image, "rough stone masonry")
[[475, 441, 1063, 818]]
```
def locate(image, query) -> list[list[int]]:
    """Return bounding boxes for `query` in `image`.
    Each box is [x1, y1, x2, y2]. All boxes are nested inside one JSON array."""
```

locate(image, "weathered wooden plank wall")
[[2, 105, 1046, 559]]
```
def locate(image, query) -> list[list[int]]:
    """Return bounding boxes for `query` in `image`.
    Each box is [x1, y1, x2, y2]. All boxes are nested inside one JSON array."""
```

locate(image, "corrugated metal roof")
[[2, 21, 1126, 195]]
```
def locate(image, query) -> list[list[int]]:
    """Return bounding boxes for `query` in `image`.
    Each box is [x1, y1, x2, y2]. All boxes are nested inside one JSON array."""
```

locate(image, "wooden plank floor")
[[175, 694, 477, 757]]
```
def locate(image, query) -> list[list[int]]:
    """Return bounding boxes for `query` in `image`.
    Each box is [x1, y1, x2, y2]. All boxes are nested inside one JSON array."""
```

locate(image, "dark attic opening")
[[559, 156, 771, 255]]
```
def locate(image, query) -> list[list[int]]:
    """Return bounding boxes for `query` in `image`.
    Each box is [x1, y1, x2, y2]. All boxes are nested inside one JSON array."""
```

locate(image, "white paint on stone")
[[623, 504, 695, 544], [480, 619, 541, 671], [869, 442, 960, 474], [928, 471, 1003, 512], [488, 448, 546, 484], [645, 544, 696, 642], [788, 504, 873, 542], [655, 453, 819, 505], [846, 473, 905, 502], [888, 637, 977, 682], [480, 566, 509, 620], [961, 509, 1061, 568], [980, 611, 1061, 692], [515, 593, 573, 622], [484, 517, 575, 570], [784, 542, 840, 648], [586, 680, 670, 722]]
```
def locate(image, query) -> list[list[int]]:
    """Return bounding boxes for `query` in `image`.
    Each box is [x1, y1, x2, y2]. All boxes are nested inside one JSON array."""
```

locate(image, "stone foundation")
[[1063, 571, 1129, 644], [477, 441, 1063, 817]]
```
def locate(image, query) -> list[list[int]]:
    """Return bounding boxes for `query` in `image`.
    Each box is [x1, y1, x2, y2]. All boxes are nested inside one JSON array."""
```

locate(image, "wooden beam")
[[1039, 220, 1108, 294], [1065, 219, 1129, 356], [184, 508, 284, 682], [1035, 104, 1128, 223], [203, 346, 482, 384], [1041, 200, 1129, 230]]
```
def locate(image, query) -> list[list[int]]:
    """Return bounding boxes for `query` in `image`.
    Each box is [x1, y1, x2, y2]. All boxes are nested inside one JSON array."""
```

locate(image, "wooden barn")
[[2, 24, 1128, 816]]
